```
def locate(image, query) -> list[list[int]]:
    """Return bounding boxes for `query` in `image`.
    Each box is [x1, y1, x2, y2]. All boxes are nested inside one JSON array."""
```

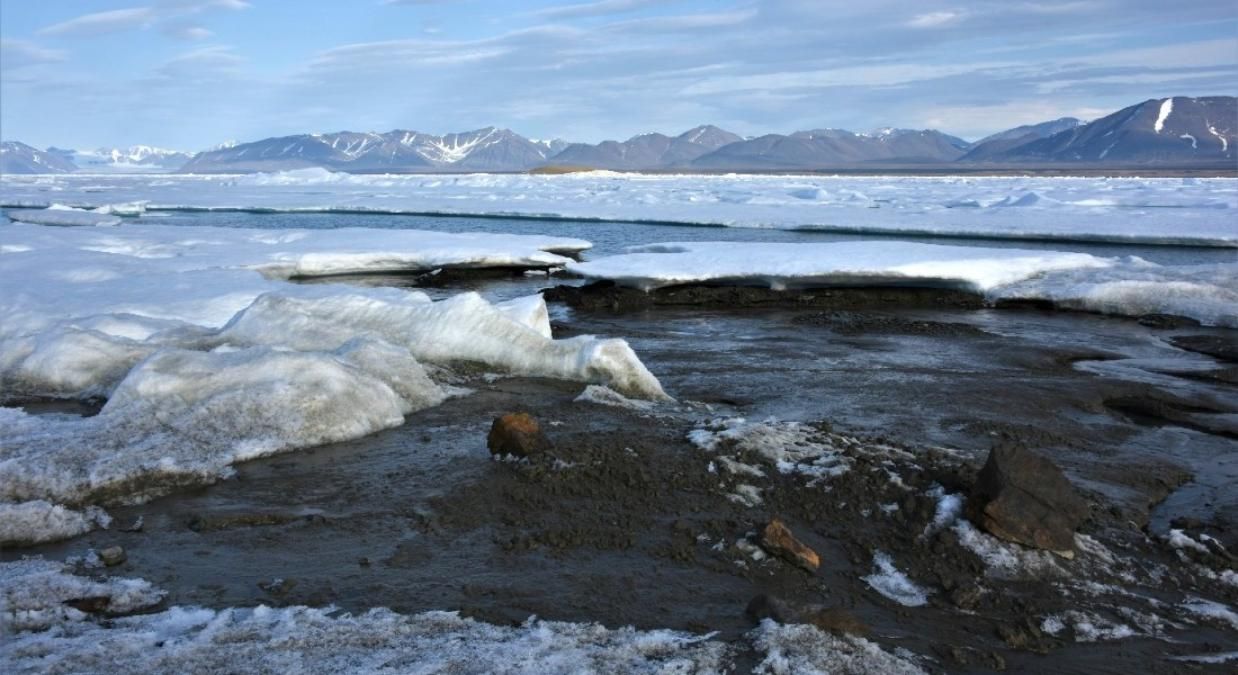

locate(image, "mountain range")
[[2, 96, 1233, 175]]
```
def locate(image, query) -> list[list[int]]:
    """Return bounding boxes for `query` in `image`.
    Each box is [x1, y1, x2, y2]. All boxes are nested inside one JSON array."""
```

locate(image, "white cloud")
[[36, 1, 248, 38], [534, 0, 676, 20], [906, 11, 964, 28], [0, 39, 68, 71], [38, 7, 157, 37]]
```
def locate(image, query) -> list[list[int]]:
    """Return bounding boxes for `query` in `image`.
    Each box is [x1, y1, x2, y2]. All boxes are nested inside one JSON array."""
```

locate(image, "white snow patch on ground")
[[1043, 610, 1136, 642], [862, 552, 930, 607], [1180, 598, 1238, 630], [750, 620, 926, 674], [4, 173, 1235, 247], [688, 418, 852, 482]]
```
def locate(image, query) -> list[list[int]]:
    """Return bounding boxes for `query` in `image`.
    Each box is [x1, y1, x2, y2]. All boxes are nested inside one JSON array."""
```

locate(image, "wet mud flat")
[[7, 287, 1238, 672]]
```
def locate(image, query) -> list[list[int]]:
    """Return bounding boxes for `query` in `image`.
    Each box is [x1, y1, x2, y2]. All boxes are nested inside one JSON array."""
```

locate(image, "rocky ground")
[[4, 284, 1236, 673]]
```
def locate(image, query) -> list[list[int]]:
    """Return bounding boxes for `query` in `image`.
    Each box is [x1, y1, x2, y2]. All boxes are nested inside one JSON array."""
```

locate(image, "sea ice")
[[4, 172, 1235, 247]]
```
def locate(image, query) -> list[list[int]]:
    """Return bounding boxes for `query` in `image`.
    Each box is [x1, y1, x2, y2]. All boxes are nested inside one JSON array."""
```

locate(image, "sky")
[[1, 0, 1235, 150]]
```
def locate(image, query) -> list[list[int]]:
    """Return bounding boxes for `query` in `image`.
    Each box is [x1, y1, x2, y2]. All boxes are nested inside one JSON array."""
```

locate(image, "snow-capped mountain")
[[961, 118, 1083, 161], [0, 141, 78, 174], [48, 145, 193, 172], [550, 125, 744, 170], [979, 97, 1235, 164], [182, 127, 561, 173], [690, 128, 971, 169]]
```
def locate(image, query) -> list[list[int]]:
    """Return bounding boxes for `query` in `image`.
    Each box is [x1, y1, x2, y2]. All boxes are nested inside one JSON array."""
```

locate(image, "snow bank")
[[569, 241, 1238, 327], [4, 173, 1234, 247], [0, 224, 665, 546], [568, 240, 1111, 292]]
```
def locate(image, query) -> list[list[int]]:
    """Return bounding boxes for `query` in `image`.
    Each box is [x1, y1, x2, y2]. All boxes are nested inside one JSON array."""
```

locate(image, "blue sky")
[[1, 0, 1235, 150]]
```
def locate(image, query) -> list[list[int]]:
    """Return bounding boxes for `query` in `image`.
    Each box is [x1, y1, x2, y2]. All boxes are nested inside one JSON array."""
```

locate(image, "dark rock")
[[98, 546, 127, 567], [746, 594, 869, 636], [966, 445, 1088, 555], [758, 518, 820, 572], [487, 412, 551, 458]]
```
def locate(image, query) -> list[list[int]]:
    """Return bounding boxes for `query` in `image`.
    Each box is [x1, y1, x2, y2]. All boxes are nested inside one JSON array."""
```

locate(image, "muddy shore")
[[6, 286, 1237, 672]]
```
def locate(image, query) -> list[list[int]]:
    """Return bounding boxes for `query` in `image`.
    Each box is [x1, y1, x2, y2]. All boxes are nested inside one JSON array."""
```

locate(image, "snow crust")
[[4, 173, 1235, 247], [0, 224, 664, 546]]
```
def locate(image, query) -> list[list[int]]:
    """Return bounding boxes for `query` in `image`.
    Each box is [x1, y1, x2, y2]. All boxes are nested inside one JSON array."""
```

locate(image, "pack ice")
[[3, 171, 1235, 247], [0, 223, 665, 546]]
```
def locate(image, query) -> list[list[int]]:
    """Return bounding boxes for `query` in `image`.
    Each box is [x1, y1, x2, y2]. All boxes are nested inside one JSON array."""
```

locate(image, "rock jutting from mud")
[[757, 518, 821, 573], [745, 594, 869, 636], [966, 444, 1088, 556], [487, 412, 552, 458]]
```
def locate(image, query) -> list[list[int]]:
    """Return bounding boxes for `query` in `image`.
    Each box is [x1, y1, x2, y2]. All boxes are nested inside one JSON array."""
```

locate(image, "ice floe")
[[4, 172, 1235, 247], [5, 205, 122, 227]]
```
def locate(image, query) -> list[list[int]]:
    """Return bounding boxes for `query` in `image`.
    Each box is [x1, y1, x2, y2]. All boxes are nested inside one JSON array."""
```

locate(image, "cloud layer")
[[1, 0, 1234, 149]]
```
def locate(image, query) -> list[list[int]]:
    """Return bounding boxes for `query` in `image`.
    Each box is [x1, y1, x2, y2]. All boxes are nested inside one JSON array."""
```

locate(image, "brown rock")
[[758, 518, 820, 572], [487, 412, 551, 458], [746, 594, 869, 636], [966, 445, 1088, 555], [98, 546, 126, 567]]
